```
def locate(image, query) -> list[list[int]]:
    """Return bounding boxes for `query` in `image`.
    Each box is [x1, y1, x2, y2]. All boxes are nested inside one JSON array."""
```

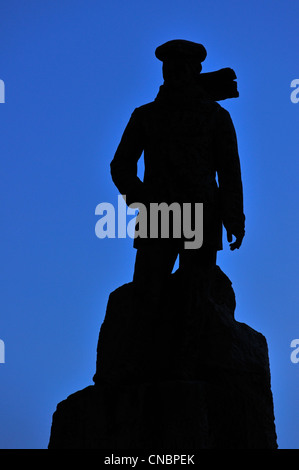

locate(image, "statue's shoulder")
[[212, 101, 231, 117], [134, 101, 157, 115], [132, 99, 231, 124], [129, 101, 159, 126], [203, 99, 225, 113]]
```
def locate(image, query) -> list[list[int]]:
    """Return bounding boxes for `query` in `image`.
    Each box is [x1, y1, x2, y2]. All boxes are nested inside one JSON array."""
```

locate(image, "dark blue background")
[[0, 0, 298, 448]]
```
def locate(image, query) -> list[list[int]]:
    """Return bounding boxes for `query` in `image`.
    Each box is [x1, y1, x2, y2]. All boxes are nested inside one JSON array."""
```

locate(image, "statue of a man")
[[110, 40, 245, 295]]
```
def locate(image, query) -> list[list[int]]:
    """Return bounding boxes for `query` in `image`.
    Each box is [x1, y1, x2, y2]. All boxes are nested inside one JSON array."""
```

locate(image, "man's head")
[[155, 39, 207, 86]]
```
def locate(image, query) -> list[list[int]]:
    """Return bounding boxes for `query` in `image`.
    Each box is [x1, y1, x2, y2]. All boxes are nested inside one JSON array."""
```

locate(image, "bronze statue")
[[110, 40, 245, 294], [49, 42, 278, 451]]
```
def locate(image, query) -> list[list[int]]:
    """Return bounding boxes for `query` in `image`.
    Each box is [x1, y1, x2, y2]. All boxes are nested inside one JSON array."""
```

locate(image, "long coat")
[[110, 83, 245, 251]]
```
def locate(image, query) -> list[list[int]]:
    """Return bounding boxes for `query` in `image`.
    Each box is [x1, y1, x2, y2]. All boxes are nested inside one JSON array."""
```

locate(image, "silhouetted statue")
[[49, 41, 278, 450], [110, 40, 245, 296]]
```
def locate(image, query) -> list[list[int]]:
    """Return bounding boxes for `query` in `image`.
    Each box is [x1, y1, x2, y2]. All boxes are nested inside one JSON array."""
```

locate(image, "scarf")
[[155, 67, 239, 105]]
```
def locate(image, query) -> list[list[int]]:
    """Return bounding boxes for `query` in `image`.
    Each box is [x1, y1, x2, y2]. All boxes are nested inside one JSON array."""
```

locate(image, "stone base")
[[49, 376, 277, 449], [48, 267, 277, 449]]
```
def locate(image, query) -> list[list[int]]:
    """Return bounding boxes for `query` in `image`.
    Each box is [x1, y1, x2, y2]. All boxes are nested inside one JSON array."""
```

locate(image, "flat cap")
[[155, 39, 207, 63]]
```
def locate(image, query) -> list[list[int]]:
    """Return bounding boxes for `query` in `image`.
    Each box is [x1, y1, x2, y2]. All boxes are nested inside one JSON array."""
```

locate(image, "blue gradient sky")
[[0, 0, 298, 449]]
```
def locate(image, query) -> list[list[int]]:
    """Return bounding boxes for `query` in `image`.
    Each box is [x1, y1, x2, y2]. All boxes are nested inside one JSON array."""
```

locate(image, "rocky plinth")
[[48, 266, 277, 449]]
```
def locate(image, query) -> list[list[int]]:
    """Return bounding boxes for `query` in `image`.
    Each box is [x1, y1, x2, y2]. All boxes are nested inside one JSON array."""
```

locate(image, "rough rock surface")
[[48, 266, 277, 449]]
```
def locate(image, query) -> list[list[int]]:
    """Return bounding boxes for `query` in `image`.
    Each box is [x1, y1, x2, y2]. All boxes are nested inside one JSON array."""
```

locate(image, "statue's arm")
[[215, 108, 245, 250], [110, 109, 145, 206]]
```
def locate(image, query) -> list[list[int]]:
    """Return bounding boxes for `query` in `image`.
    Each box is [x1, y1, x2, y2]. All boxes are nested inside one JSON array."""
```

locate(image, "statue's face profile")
[[162, 58, 202, 86]]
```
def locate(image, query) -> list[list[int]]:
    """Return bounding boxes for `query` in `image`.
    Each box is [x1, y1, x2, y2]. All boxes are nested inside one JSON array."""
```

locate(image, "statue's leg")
[[132, 244, 178, 303], [179, 245, 217, 277], [177, 246, 217, 304]]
